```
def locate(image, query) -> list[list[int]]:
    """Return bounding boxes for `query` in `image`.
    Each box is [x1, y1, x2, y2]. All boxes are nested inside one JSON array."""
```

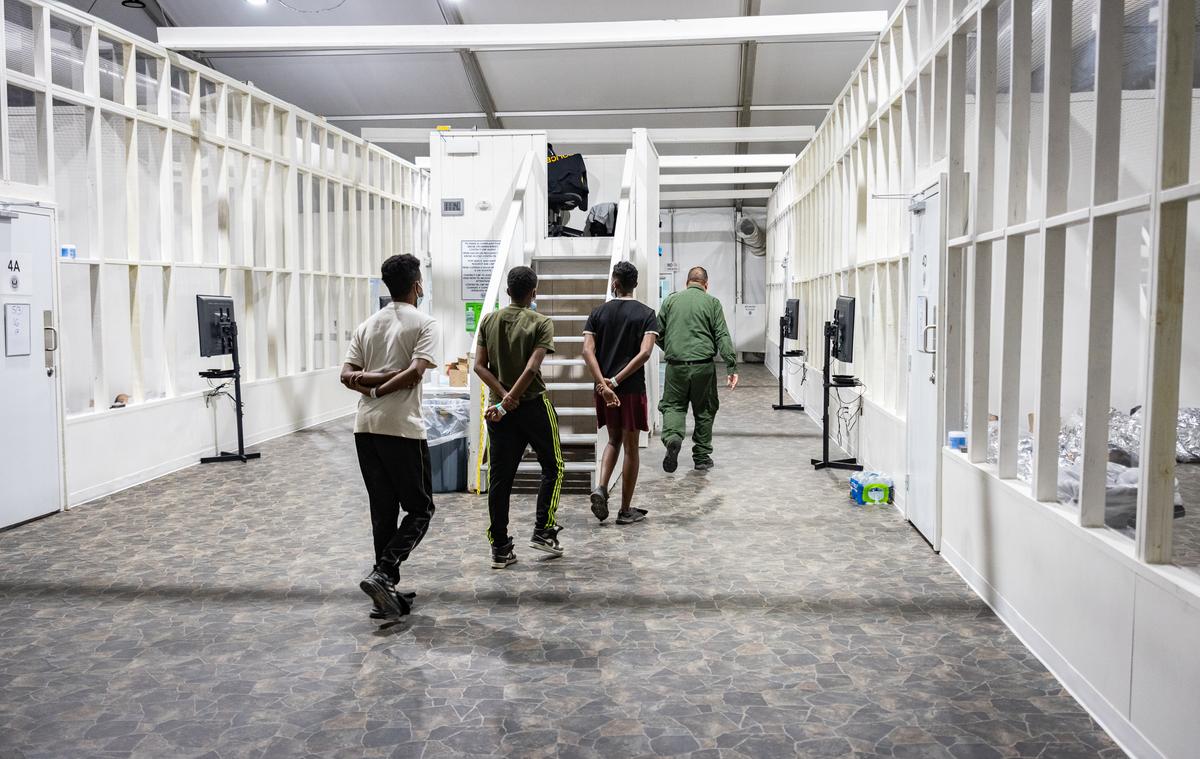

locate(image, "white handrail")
[[469, 150, 539, 493], [606, 149, 637, 300], [470, 149, 537, 358]]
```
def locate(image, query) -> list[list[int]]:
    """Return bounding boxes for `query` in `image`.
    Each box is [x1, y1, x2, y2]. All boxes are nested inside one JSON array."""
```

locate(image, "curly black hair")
[[612, 260, 639, 294], [507, 266, 538, 301], [381, 254, 422, 300]]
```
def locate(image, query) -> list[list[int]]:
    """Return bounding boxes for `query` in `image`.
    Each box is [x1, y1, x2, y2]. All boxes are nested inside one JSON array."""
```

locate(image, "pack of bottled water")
[[849, 471, 894, 505]]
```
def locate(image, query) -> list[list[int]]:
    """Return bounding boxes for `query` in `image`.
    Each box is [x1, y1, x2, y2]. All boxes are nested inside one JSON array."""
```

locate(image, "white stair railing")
[[607, 149, 637, 299], [595, 150, 639, 471], [468, 151, 540, 493]]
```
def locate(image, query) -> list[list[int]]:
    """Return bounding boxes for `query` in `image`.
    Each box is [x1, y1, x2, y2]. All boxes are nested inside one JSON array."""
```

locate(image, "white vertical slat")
[[161, 265, 176, 397], [189, 73, 204, 265], [1078, 0, 1124, 528], [967, 3, 997, 461], [997, 0, 1031, 479], [941, 31, 968, 434], [1137, 0, 1195, 563], [128, 265, 144, 402], [1032, 0, 1072, 501], [82, 25, 99, 99], [0, 2, 9, 182]]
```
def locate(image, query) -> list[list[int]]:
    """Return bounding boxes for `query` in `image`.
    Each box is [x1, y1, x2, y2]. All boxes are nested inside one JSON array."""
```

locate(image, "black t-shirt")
[[582, 299, 660, 395]]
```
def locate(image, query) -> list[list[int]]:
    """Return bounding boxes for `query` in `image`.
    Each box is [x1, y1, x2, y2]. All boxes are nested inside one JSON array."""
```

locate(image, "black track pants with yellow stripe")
[[485, 393, 564, 547]]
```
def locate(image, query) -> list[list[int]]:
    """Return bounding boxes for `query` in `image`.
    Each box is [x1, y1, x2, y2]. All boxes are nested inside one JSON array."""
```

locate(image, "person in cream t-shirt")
[[340, 253, 439, 620]]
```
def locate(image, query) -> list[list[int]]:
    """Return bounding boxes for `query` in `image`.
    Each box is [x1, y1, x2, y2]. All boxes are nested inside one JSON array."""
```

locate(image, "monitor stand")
[[772, 316, 805, 412], [811, 320, 862, 472], [201, 318, 261, 464]]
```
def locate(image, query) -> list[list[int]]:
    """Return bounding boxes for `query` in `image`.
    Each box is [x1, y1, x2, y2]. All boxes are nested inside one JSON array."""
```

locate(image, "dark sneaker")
[[529, 527, 564, 558], [663, 439, 682, 473], [359, 569, 408, 618], [369, 591, 416, 619], [590, 485, 610, 521], [694, 457, 714, 471], [491, 540, 518, 569], [616, 508, 646, 525]]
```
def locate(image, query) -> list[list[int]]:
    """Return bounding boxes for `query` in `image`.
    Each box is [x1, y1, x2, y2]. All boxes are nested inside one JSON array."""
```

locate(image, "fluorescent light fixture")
[[159, 11, 888, 52], [246, 0, 268, 5]]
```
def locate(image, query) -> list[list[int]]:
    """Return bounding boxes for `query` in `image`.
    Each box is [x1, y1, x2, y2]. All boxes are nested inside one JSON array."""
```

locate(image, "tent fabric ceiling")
[[63, 0, 904, 192]]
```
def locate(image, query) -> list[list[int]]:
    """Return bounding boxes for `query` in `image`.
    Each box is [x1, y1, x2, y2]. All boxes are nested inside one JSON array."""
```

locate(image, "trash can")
[[422, 396, 470, 493]]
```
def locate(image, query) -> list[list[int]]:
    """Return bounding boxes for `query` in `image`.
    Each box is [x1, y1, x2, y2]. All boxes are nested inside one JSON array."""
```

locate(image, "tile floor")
[[0, 368, 1124, 758]]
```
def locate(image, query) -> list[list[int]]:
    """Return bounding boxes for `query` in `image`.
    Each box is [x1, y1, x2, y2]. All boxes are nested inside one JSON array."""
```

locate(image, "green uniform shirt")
[[657, 284, 737, 374], [476, 305, 555, 403]]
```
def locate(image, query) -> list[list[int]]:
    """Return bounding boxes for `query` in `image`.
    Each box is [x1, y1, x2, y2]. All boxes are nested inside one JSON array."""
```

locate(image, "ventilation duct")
[[736, 215, 766, 255]]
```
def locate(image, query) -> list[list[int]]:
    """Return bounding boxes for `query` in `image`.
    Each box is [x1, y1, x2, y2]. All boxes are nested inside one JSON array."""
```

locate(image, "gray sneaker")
[[616, 508, 647, 525], [590, 485, 610, 521]]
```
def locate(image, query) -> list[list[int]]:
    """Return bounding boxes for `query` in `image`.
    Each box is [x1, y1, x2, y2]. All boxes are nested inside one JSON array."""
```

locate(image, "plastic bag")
[[422, 397, 470, 447]]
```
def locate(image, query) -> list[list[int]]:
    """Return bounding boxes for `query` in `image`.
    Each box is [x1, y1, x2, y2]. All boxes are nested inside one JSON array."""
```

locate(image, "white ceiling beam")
[[660, 154, 795, 168], [660, 172, 782, 186], [328, 104, 829, 122], [661, 189, 773, 202], [157, 11, 888, 53], [363, 126, 812, 145]]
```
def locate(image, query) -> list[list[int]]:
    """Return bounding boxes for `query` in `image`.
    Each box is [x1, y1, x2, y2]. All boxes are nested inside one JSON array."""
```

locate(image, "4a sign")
[[5, 253, 31, 295]]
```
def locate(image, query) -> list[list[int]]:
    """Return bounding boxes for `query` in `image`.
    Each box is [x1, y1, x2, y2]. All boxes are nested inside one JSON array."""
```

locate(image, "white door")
[[906, 182, 942, 549], [0, 208, 63, 528]]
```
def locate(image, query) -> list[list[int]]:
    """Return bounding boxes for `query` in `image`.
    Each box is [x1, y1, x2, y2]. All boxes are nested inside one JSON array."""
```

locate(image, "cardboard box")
[[446, 357, 469, 387]]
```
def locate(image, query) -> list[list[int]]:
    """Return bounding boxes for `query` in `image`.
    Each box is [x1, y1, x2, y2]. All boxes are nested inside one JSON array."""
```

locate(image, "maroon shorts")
[[595, 392, 649, 432]]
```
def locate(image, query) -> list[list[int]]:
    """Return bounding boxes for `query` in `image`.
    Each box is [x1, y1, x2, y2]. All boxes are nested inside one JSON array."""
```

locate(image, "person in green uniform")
[[656, 266, 739, 472]]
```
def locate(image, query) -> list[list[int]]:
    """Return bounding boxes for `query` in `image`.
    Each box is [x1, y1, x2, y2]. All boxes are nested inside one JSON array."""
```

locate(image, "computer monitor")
[[783, 298, 800, 340], [833, 295, 855, 363], [196, 295, 235, 358]]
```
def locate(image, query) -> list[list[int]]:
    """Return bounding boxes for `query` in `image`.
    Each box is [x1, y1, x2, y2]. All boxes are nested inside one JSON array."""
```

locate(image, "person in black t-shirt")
[[581, 261, 660, 525]]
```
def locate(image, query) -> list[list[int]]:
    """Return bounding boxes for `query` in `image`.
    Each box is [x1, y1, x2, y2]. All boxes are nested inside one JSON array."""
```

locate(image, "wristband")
[[608, 377, 618, 389], [494, 403, 507, 417], [370, 387, 378, 398]]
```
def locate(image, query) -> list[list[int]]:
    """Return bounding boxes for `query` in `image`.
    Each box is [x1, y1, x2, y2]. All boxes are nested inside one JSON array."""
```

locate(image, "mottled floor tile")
[[0, 368, 1121, 758]]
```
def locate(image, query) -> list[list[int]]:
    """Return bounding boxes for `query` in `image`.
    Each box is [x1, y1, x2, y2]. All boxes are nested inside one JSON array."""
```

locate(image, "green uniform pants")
[[659, 363, 719, 463]]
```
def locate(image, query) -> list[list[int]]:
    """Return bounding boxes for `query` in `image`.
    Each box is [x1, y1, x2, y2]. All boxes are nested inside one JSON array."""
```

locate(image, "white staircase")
[[467, 143, 652, 498], [504, 247, 613, 495]]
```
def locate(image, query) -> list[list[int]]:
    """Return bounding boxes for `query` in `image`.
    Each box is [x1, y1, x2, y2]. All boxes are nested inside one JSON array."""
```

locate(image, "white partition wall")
[[427, 130, 548, 365], [766, 1, 1200, 757], [0, 0, 429, 505]]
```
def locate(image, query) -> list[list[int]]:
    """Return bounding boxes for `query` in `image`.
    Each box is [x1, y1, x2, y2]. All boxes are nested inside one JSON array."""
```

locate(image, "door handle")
[[43, 312, 57, 377], [918, 323, 937, 354]]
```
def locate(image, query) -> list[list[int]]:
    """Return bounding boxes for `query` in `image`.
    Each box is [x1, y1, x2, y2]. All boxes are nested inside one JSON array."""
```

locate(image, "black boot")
[[663, 439, 682, 473], [369, 591, 416, 619], [359, 568, 408, 618], [491, 539, 518, 569], [530, 526, 564, 557]]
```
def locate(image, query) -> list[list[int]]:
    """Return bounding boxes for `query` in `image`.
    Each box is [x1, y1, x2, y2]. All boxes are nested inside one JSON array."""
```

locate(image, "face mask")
[[416, 295, 424, 307], [529, 301, 537, 311]]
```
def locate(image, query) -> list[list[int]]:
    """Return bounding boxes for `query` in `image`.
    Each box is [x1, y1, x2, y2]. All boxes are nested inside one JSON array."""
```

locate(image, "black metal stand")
[[772, 316, 805, 412], [811, 321, 862, 472], [201, 319, 261, 464]]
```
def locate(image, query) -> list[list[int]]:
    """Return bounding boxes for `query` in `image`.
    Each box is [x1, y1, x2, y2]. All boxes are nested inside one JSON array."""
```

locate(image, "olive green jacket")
[[656, 284, 737, 374]]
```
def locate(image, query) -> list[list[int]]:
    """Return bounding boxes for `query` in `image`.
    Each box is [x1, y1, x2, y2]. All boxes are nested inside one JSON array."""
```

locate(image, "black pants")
[[486, 394, 563, 547], [354, 433, 436, 583]]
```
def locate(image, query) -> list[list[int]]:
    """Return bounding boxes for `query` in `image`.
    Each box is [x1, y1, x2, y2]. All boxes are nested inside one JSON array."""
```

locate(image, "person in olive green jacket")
[[656, 266, 739, 472]]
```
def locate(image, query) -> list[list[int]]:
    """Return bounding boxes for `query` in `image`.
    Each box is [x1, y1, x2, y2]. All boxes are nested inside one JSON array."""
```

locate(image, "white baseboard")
[[941, 541, 1163, 759], [67, 405, 355, 507]]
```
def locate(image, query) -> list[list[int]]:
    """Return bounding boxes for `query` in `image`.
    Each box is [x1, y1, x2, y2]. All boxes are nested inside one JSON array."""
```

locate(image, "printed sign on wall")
[[4, 303, 32, 357], [460, 240, 501, 301]]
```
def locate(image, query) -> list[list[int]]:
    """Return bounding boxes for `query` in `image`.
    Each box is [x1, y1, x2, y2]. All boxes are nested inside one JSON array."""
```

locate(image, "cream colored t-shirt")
[[344, 303, 439, 439]]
